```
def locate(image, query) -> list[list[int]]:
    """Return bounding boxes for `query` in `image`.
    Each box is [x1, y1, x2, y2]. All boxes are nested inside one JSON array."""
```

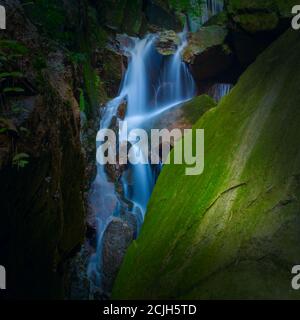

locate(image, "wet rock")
[[121, 211, 138, 240], [116, 34, 135, 54], [183, 26, 228, 63], [95, 48, 123, 99], [143, 0, 182, 32], [155, 30, 180, 56], [116, 99, 127, 120], [102, 218, 134, 295], [183, 26, 233, 83], [153, 95, 216, 134]]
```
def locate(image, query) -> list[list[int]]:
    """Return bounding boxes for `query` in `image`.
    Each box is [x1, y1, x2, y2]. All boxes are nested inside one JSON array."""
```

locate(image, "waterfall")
[[87, 30, 196, 294], [210, 83, 232, 102], [190, 0, 224, 32]]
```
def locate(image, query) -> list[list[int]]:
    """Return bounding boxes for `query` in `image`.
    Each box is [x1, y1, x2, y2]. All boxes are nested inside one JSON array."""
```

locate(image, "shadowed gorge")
[[0, 0, 299, 301]]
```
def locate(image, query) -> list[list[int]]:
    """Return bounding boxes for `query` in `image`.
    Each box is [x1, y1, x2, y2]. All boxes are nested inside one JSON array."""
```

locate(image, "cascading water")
[[190, 0, 224, 32], [210, 83, 232, 102], [87, 29, 196, 294]]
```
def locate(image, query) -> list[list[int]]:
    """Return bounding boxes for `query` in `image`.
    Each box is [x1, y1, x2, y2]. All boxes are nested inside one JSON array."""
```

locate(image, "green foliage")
[[21, 0, 73, 45], [0, 117, 17, 134], [0, 41, 27, 108], [68, 52, 87, 65], [3, 87, 25, 94], [170, 0, 204, 17], [0, 71, 23, 79], [87, 6, 108, 47], [0, 40, 28, 55], [12, 153, 30, 169]]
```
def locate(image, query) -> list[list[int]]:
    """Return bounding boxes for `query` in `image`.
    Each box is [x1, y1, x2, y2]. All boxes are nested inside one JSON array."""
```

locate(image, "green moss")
[[182, 94, 217, 123], [97, 0, 127, 30], [227, 0, 275, 13], [227, 0, 299, 17], [122, 0, 143, 35], [205, 11, 229, 27], [233, 12, 279, 33], [112, 30, 300, 299]]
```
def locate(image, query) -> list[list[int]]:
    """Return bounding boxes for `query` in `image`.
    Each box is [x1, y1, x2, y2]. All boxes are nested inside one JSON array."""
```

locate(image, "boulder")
[[102, 218, 134, 295], [143, 0, 182, 32], [183, 26, 233, 83], [233, 12, 279, 33], [155, 30, 180, 56], [116, 98, 127, 120]]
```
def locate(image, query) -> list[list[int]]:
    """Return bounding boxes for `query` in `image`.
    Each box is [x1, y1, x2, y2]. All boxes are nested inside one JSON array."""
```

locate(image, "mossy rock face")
[[97, 0, 128, 31], [227, 0, 297, 17], [122, 0, 143, 35], [204, 11, 229, 27], [181, 95, 217, 124], [233, 12, 279, 33], [112, 30, 300, 299], [144, 0, 182, 32], [227, 0, 275, 13]]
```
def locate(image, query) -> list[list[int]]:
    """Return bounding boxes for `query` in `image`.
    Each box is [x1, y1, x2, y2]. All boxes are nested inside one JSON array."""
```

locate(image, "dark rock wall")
[[0, 1, 86, 299]]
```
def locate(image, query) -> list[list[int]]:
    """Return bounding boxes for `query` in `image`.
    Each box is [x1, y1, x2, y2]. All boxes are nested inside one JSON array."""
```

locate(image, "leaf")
[[3, 87, 25, 93], [0, 40, 28, 55], [13, 153, 30, 162], [0, 118, 17, 133], [0, 72, 11, 79], [8, 54, 24, 60], [0, 127, 7, 134], [0, 71, 23, 79], [12, 153, 30, 169], [79, 88, 85, 112], [19, 160, 29, 168]]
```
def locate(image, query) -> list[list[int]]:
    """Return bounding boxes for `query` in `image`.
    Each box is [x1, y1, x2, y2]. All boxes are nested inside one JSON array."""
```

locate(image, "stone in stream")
[[116, 98, 127, 120], [102, 218, 134, 296], [155, 30, 180, 56]]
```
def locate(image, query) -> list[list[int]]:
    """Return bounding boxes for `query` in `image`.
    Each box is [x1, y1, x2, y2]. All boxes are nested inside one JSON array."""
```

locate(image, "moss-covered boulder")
[[227, 0, 297, 18], [233, 12, 279, 33], [113, 29, 300, 299], [226, 0, 298, 33]]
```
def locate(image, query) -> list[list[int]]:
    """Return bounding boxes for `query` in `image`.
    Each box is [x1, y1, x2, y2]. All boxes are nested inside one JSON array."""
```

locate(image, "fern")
[[12, 153, 30, 169]]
